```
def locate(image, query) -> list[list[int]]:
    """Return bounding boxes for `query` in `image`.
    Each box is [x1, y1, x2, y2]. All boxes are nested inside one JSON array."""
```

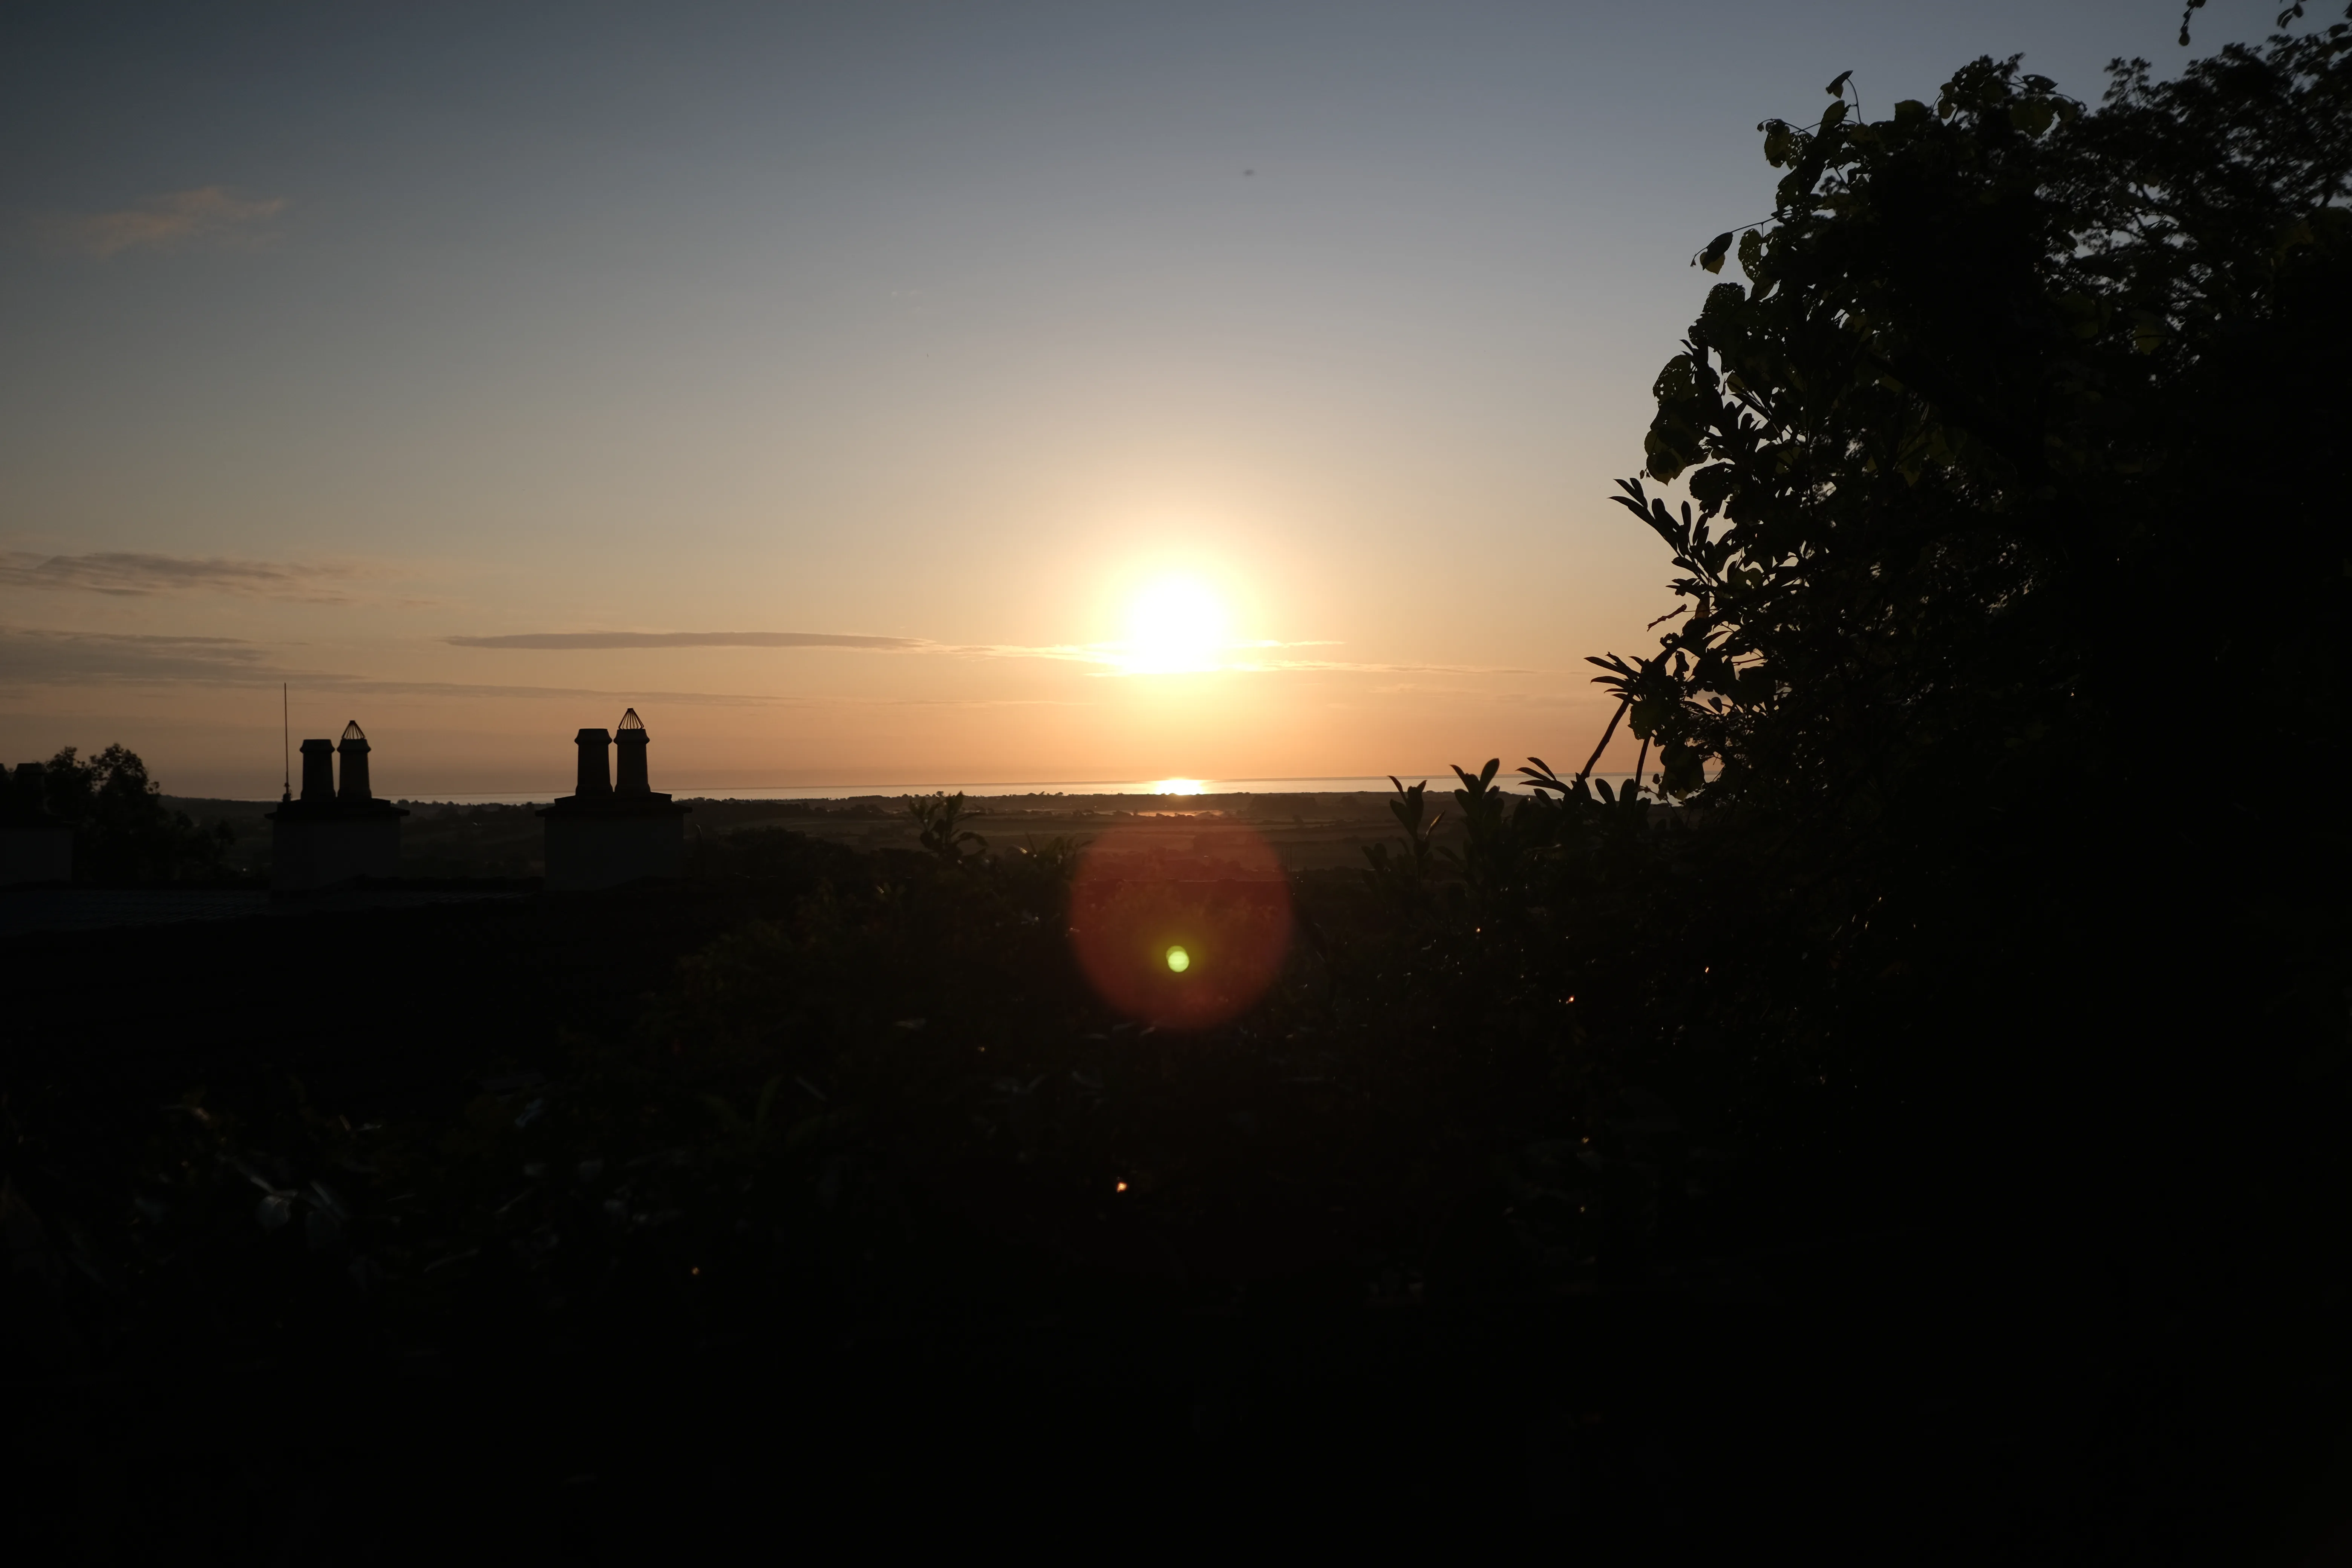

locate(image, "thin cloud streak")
[[0, 628, 1084, 709], [6, 626, 1546, 695], [1236, 658, 1542, 676], [446, 629, 1406, 673], [34, 186, 289, 258], [1, 629, 276, 684], [448, 630, 925, 651], [0, 551, 361, 602]]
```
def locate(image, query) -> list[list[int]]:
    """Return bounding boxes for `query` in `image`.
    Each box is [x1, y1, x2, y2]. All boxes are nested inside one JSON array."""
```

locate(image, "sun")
[[1121, 576, 1230, 674]]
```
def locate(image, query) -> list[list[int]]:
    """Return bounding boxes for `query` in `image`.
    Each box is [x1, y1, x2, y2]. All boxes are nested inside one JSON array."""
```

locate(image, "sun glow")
[[1120, 576, 1231, 674]]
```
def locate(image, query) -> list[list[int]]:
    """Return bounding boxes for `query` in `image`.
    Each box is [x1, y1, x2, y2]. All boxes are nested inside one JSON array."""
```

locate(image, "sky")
[[0, 0, 2237, 797]]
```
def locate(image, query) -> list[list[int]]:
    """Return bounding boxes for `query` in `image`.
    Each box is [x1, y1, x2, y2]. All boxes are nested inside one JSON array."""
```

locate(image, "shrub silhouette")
[[35, 744, 238, 884], [1599, 39, 2351, 845]]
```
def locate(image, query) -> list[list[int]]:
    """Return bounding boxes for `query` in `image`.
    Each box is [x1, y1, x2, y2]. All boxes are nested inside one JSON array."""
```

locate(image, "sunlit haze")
[[1120, 577, 1232, 674], [0, 0, 2186, 796]]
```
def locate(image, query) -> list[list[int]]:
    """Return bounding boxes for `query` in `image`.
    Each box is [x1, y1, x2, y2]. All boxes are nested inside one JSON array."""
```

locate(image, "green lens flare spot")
[[1165, 945, 1191, 974]]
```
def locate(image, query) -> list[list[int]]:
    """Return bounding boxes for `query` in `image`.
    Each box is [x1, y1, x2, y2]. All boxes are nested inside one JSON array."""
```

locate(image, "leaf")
[[1737, 228, 1766, 279], [1662, 741, 1707, 798], [1643, 435, 1688, 484], [1825, 70, 1853, 98], [1696, 231, 1735, 274], [1688, 463, 1737, 510]]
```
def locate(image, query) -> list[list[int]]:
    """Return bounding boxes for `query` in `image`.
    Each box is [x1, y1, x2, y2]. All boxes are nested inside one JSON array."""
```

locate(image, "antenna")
[[282, 684, 291, 799]]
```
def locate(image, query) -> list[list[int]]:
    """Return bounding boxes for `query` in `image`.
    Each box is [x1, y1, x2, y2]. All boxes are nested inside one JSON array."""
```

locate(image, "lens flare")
[[1068, 824, 1291, 1030]]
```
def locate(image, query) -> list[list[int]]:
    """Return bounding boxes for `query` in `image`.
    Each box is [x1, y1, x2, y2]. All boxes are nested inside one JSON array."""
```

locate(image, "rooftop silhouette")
[[539, 708, 690, 891], [267, 719, 406, 891]]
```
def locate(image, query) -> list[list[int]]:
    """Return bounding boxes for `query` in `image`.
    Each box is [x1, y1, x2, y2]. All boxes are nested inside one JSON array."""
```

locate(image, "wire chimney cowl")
[[337, 721, 374, 803], [615, 707, 651, 794]]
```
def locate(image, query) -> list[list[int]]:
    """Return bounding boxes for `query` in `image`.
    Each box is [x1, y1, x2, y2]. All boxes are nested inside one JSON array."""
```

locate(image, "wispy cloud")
[[0, 627, 1074, 710], [995, 644, 1541, 677], [447, 630, 925, 651], [1237, 658, 1541, 676], [35, 186, 289, 259], [0, 551, 361, 602], [0, 628, 278, 684], [444, 628, 1406, 674]]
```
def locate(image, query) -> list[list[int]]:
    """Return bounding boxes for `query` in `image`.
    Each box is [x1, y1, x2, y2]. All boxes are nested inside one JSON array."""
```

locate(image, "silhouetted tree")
[[1598, 29, 2350, 862], [908, 791, 986, 866], [41, 744, 235, 884]]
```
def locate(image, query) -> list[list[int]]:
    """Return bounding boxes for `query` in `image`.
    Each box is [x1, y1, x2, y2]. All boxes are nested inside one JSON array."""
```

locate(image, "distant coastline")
[[228, 771, 1650, 809]]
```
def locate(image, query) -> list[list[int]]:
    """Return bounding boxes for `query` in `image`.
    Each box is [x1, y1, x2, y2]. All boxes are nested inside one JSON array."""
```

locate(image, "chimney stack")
[[9, 761, 44, 813], [1, 761, 73, 885], [614, 707, 650, 794], [337, 721, 373, 803], [299, 739, 337, 801], [271, 719, 407, 892], [539, 704, 689, 891]]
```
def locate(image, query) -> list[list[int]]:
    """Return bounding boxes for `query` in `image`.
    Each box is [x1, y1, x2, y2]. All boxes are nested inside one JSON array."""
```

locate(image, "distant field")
[[683, 790, 1419, 872], [159, 789, 1459, 880]]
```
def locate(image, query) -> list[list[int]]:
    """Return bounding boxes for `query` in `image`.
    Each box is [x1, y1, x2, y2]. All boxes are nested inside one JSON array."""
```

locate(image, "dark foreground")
[[4, 828, 2347, 1562]]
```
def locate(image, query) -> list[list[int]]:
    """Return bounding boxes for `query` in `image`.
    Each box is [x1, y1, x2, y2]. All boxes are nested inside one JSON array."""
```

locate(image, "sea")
[[402, 772, 1651, 807]]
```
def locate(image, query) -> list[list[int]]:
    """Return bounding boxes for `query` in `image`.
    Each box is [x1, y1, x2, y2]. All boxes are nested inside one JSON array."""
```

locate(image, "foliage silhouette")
[[1598, 32, 2352, 842], [908, 790, 987, 865], [35, 744, 239, 884]]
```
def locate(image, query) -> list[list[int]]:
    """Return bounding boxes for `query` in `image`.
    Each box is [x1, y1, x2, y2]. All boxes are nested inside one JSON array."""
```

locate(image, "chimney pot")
[[574, 728, 613, 796], [299, 739, 336, 802]]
